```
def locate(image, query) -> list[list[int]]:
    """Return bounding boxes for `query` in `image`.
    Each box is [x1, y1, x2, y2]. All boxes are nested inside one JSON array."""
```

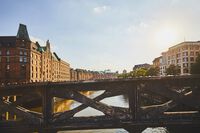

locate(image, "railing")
[[0, 75, 200, 133]]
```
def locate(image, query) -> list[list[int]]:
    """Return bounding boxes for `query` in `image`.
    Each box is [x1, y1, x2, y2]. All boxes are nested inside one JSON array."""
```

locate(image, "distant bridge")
[[0, 75, 200, 133]]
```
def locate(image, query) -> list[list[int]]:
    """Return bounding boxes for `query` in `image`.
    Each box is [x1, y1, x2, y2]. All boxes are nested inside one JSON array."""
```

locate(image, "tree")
[[134, 68, 147, 77], [146, 66, 160, 76], [191, 54, 200, 74], [166, 64, 180, 75], [117, 73, 127, 78]]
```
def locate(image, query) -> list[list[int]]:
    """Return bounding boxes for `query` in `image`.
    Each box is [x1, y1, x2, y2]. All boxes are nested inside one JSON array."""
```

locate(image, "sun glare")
[[155, 27, 178, 49]]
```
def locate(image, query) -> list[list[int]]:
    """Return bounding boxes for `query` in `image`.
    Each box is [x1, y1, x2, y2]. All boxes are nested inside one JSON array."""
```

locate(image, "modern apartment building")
[[160, 41, 200, 75], [0, 24, 70, 84]]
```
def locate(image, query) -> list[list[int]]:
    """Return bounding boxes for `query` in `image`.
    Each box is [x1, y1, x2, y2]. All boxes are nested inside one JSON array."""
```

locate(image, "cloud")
[[93, 5, 110, 14]]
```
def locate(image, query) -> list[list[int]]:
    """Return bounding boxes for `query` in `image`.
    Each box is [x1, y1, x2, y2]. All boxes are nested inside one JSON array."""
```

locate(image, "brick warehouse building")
[[0, 24, 70, 84]]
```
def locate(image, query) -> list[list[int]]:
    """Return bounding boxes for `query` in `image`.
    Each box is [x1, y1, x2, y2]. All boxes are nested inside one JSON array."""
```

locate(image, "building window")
[[183, 63, 188, 67], [6, 57, 10, 63], [183, 52, 188, 56], [20, 65, 26, 78], [190, 57, 194, 61], [19, 56, 23, 62], [183, 57, 188, 62], [6, 50, 10, 55], [6, 65, 10, 70], [176, 53, 180, 58], [196, 52, 199, 56], [20, 50, 23, 55], [190, 51, 194, 56], [24, 51, 27, 55], [21, 43, 25, 47], [24, 57, 27, 63], [183, 68, 189, 73]]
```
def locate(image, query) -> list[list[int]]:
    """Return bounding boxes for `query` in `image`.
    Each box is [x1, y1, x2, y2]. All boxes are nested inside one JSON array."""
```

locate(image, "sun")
[[154, 27, 178, 48]]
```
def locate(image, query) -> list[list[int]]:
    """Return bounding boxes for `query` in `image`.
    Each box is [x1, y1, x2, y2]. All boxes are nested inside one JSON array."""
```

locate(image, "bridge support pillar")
[[42, 86, 54, 133], [128, 85, 140, 121]]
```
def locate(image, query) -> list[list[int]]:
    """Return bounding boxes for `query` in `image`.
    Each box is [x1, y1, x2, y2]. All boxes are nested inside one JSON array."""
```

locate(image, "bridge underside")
[[0, 75, 200, 133]]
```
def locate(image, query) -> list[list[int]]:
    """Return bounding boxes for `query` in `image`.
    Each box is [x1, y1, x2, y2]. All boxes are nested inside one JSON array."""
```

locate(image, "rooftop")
[[169, 41, 200, 50]]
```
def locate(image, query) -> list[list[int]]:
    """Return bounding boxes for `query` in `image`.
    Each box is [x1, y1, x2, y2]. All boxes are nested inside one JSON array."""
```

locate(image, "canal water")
[[57, 91, 168, 133]]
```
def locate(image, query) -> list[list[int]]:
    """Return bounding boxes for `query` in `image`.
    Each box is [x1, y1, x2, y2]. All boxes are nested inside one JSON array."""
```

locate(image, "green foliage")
[[129, 68, 148, 77], [146, 66, 160, 76], [117, 73, 128, 78], [166, 64, 180, 75], [134, 68, 147, 77], [191, 54, 200, 74], [118, 66, 160, 78]]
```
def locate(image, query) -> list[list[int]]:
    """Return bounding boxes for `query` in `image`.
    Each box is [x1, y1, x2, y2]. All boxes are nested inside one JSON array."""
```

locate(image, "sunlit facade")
[[160, 41, 200, 75], [0, 24, 70, 83]]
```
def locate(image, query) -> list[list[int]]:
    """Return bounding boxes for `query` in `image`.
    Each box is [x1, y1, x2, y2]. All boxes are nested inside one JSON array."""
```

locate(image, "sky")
[[1, 0, 200, 72]]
